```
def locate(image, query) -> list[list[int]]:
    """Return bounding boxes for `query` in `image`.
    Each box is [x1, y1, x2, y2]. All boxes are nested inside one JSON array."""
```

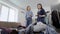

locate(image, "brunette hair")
[[37, 3, 42, 9], [26, 6, 31, 11]]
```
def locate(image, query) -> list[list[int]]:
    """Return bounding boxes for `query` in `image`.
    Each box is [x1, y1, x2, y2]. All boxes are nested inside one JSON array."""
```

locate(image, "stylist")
[[37, 3, 46, 24]]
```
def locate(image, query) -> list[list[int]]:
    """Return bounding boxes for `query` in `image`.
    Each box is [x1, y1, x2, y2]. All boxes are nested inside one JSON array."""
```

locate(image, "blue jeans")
[[19, 29, 25, 34], [26, 17, 32, 27], [40, 31, 44, 34]]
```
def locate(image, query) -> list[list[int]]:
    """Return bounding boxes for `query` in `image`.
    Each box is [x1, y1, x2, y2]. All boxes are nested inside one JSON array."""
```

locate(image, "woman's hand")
[[30, 15, 33, 17], [39, 15, 45, 17], [36, 15, 38, 16], [21, 11, 24, 13]]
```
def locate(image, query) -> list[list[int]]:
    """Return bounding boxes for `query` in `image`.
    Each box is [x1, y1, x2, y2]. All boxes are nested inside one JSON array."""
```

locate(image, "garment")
[[26, 17, 32, 27], [25, 11, 33, 19], [19, 22, 34, 34], [37, 9, 46, 24], [1, 29, 9, 34], [10, 30, 18, 34], [18, 22, 58, 34], [33, 22, 46, 32], [46, 26, 58, 34], [33, 22, 46, 34], [18, 29, 25, 34], [51, 11, 60, 28], [21, 10, 33, 27], [26, 11, 33, 27]]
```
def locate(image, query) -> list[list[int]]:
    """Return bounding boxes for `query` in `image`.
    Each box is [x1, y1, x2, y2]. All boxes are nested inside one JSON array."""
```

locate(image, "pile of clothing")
[[18, 22, 58, 34]]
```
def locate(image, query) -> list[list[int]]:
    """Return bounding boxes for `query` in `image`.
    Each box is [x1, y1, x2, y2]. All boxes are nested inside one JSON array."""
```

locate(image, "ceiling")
[[1, 0, 60, 9], [9, 0, 59, 8]]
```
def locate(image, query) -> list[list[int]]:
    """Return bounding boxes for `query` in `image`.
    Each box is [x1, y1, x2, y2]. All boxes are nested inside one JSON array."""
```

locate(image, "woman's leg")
[[26, 18, 32, 27], [26, 19, 29, 27], [26, 18, 32, 34], [41, 18, 46, 24]]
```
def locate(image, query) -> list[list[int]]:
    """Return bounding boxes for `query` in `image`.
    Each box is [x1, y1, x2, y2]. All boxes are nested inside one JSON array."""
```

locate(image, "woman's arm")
[[21, 10, 26, 14], [29, 11, 33, 17], [21, 11, 25, 13], [20, 8, 26, 14], [39, 15, 45, 17]]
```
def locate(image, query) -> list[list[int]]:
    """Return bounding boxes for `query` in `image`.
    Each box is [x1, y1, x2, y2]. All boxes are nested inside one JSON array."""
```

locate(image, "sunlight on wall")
[[58, 0, 60, 3]]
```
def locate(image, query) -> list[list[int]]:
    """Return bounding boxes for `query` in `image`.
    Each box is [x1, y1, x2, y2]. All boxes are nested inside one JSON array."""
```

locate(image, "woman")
[[37, 3, 46, 24], [21, 6, 33, 27]]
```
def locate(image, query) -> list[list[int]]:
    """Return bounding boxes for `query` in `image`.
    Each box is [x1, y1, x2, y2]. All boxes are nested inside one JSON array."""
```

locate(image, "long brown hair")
[[26, 6, 31, 11], [37, 3, 43, 9]]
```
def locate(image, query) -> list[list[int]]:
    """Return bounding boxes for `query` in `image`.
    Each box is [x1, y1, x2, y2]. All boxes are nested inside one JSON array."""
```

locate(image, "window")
[[8, 8, 18, 22], [0, 5, 9, 21], [0, 4, 1, 10], [0, 4, 1, 8], [0, 4, 1, 20], [0, 4, 18, 22]]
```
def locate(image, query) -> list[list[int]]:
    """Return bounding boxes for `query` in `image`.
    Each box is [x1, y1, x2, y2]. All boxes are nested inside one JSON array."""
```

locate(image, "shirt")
[[37, 9, 46, 22], [25, 11, 33, 19]]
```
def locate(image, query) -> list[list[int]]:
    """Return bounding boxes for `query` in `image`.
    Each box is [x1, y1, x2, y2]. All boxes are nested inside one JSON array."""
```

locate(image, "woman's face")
[[27, 6, 31, 11], [37, 5, 42, 9]]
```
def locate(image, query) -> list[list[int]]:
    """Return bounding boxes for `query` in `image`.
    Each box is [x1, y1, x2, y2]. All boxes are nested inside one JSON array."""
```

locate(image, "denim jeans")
[[19, 29, 25, 34], [26, 17, 32, 27], [40, 31, 44, 34]]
